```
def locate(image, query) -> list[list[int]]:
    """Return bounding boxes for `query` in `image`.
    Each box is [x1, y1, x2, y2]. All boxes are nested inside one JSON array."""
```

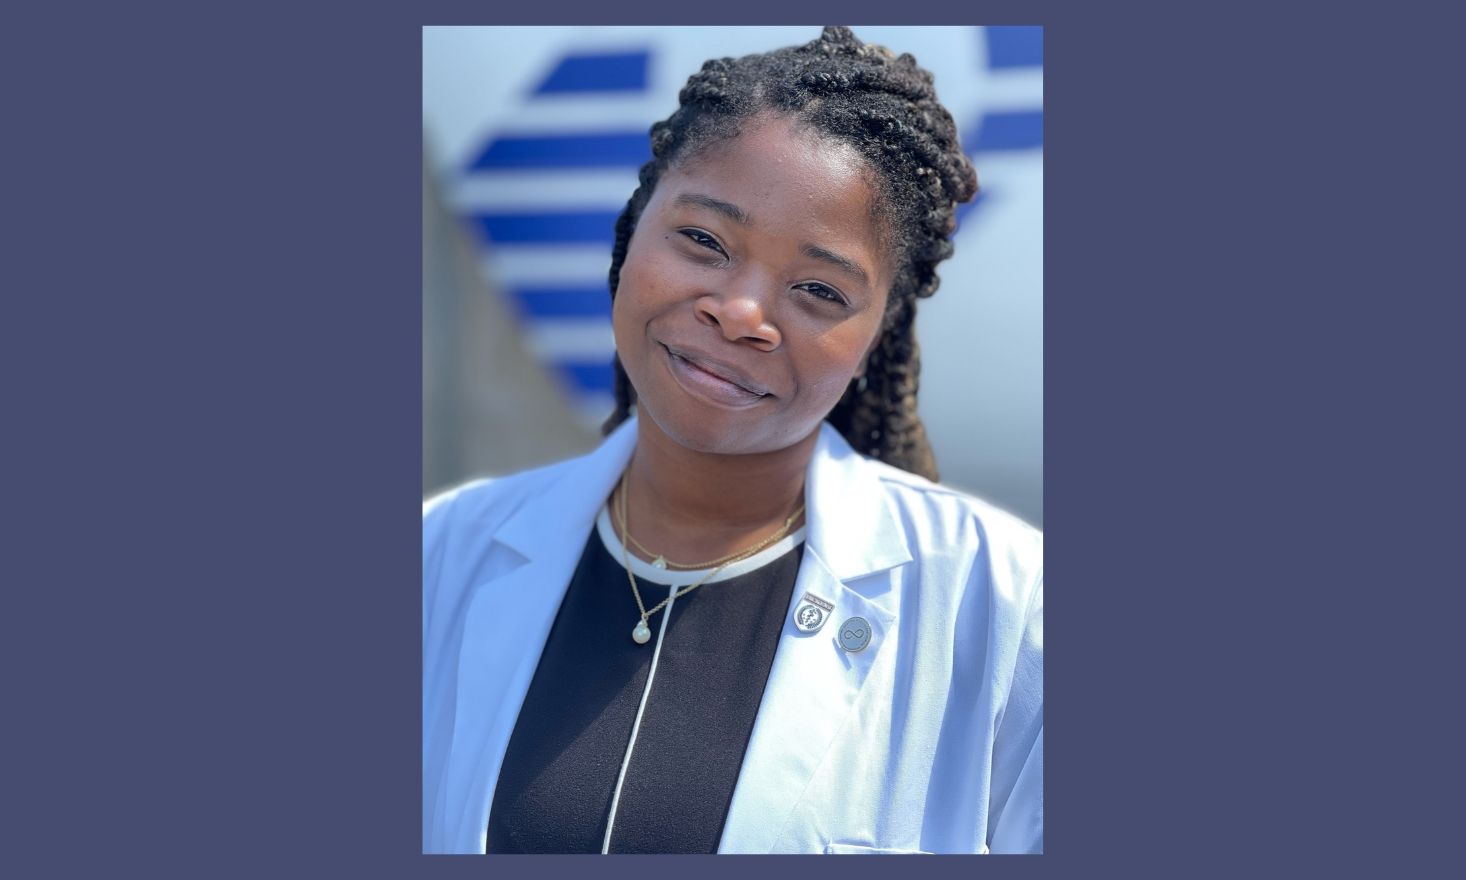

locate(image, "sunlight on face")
[[613, 114, 894, 456]]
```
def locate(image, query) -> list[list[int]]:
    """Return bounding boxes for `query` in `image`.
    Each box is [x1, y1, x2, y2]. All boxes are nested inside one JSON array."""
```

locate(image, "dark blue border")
[[6, 7, 1432, 877]]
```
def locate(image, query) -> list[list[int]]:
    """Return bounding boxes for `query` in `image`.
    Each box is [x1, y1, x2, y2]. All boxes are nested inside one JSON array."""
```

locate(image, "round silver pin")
[[838, 617, 871, 653]]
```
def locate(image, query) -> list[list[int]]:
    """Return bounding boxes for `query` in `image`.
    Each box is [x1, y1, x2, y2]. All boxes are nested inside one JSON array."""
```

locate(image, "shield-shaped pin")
[[793, 591, 835, 633]]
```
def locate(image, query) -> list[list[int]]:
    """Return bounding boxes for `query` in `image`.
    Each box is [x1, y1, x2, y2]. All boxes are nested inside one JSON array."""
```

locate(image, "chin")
[[643, 404, 755, 455], [639, 400, 820, 458]]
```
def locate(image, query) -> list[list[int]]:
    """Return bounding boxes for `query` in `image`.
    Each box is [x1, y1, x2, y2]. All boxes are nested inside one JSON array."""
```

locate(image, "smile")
[[663, 345, 771, 409]]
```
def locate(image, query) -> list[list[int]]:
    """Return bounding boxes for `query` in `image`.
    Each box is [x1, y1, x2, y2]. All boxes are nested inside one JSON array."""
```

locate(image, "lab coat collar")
[[492, 415, 639, 562], [801, 421, 913, 579], [494, 414, 912, 580]]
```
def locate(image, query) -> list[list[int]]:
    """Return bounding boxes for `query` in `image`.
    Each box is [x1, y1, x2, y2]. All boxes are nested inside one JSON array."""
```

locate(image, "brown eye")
[[678, 228, 726, 256], [795, 282, 849, 306]]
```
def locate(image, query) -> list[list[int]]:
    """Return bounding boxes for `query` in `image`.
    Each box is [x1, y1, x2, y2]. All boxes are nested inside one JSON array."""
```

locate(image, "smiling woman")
[[424, 26, 1043, 855], [613, 115, 890, 458]]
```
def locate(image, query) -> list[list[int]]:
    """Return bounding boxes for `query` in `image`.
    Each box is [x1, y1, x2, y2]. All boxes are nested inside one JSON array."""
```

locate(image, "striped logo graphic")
[[449, 30, 1043, 425]]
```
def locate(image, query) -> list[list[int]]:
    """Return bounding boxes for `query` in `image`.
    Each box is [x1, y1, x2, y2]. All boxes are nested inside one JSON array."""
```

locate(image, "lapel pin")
[[838, 617, 871, 653], [793, 592, 835, 633]]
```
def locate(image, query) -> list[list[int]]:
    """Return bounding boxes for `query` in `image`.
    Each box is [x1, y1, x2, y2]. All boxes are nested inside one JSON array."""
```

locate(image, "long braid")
[[600, 165, 655, 435], [601, 27, 976, 481], [824, 292, 938, 480]]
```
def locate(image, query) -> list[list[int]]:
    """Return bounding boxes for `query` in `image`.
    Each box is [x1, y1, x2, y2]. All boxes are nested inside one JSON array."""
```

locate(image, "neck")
[[619, 416, 817, 561]]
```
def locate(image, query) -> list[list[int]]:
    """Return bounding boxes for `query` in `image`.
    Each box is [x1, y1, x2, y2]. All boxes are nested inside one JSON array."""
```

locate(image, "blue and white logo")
[[427, 26, 1043, 429]]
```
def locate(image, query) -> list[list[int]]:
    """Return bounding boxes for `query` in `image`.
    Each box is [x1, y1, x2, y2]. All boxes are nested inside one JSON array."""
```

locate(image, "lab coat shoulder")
[[865, 457, 1043, 619], [422, 456, 584, 635], [862, 459, 1044, 854]]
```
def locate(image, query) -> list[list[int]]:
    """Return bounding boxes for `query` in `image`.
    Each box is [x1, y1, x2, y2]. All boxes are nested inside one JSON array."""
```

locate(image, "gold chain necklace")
[[613, 485, 768, 571], [616, 473, 804, 645]]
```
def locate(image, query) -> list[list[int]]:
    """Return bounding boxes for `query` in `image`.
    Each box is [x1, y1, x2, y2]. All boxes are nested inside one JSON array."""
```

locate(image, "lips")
[[662, 344, 772, 407]]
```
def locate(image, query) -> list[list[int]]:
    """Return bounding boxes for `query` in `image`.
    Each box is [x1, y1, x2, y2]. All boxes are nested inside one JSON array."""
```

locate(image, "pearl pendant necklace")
[[615, 472, 805, 646]]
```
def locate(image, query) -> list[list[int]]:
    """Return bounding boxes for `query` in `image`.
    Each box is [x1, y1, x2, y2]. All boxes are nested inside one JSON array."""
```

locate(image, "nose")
[[694, 285, 782, 351]]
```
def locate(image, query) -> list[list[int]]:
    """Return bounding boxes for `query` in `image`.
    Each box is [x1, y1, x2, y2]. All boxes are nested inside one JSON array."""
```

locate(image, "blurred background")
[[423, 26, 1043, 527]]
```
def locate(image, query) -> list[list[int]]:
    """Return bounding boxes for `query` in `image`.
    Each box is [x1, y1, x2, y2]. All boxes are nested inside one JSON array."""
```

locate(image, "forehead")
[[659, 115, 890, 257]]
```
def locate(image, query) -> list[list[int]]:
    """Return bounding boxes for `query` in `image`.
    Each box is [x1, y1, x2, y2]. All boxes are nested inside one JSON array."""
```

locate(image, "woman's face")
[[613, 115, 893, 456]]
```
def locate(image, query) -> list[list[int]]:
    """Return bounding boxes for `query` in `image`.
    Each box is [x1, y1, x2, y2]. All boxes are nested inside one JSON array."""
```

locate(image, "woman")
[[424, 27, 1042, 855]]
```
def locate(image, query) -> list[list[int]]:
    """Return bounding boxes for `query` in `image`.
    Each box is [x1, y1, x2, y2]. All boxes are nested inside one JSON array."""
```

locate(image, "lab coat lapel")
[[440, 420, 637, 852], [719, 424, 912, 853]]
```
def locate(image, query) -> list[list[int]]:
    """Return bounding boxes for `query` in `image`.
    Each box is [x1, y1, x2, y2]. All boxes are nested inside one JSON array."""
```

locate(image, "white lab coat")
[[423, 417, 1043, 854]]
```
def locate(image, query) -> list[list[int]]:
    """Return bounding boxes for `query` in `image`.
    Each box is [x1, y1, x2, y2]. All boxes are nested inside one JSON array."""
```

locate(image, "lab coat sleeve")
[[422, 489, 456, 849], [422, 489, 457, 644], [988, 574, 1043, 854]]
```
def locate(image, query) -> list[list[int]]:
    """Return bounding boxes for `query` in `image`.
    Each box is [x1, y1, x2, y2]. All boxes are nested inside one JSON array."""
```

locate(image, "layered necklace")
[[614, 473, 805, 645]]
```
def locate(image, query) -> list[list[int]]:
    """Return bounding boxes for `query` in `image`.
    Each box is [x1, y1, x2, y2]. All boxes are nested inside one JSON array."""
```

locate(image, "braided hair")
[[602, 26, 978, 482]]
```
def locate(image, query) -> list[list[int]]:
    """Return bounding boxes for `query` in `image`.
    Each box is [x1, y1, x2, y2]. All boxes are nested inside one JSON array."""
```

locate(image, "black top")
[[486, 513, 804, 853]]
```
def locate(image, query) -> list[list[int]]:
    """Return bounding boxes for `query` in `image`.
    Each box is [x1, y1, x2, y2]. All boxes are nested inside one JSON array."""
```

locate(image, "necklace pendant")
[[651, 555, 667, 569], [632, 620, 652, 644]]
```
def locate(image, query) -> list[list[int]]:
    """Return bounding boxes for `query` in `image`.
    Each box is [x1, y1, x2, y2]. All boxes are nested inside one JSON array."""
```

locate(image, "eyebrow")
[[674, 191, 871, 287], [802, 244, 871, 287], [673, 192, 750, 226]]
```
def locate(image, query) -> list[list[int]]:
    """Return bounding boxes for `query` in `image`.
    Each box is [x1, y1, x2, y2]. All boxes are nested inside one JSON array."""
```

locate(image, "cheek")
[[611, 258, 653, 339], [808, 372, 855, 406], [613, 242, 676, 321], [612, 248, 684, 376], [802, 339, 871, 401]]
